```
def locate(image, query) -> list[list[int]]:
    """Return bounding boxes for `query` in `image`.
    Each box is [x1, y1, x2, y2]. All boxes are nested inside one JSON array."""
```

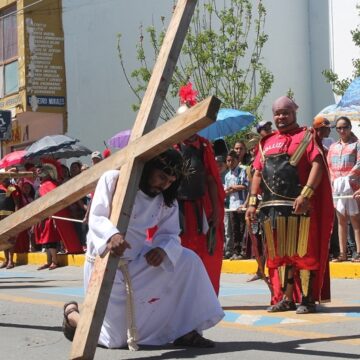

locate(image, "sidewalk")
[[1, 253, 360, 279]]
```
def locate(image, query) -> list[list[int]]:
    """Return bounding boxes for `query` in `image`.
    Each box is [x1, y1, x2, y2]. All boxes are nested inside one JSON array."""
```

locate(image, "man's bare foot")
[[62, 301, 79, 341]]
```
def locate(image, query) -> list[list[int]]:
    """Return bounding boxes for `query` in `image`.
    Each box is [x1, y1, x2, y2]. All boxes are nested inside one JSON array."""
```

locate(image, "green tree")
[[322, 3, 360, 96], [118, 0, 273, 131]]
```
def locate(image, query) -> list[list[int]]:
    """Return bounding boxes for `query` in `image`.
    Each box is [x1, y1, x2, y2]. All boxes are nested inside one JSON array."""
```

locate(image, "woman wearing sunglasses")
[[327, 116, 360, 262]]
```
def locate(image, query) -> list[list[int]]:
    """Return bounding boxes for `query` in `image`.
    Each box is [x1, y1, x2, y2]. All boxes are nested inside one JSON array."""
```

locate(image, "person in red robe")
[[0, 178, 21, 269], [246, 96, 333, 313], [173, 83, 225, 294], [35, 159, 83, 270], [175, 134, 225, 295], [11, 179, 36, 253]]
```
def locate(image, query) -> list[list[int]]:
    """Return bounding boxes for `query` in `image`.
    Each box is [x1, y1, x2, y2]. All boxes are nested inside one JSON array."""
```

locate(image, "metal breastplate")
[[177, 144, 205, 200], [261, 153, 302, 203], [259, 148, 311, 262]]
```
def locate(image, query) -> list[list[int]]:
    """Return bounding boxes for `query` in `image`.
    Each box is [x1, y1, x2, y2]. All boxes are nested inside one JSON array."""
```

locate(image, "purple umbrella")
[[107, 129, 131, 149]]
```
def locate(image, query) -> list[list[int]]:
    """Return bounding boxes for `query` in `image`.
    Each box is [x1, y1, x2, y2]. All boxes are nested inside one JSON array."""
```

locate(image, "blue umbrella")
[[197, 108, 255, 140], [338, 77, 360, 107]]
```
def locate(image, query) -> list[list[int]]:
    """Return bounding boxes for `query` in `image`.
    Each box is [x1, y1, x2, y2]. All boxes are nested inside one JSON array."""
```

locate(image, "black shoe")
[[296, 302, 316, 314], [174, 330, 215, 348]]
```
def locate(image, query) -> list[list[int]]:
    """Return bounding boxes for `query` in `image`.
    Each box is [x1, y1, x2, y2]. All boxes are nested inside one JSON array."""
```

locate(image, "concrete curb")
[[222, 259, 360, 279], [1, 253, 85, 267], [1, 254, 360, 279]]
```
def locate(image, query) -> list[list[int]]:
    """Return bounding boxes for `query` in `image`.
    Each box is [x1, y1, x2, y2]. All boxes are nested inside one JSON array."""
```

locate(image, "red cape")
[[176, 135, 225, 294], [35, 180, 83, 253]]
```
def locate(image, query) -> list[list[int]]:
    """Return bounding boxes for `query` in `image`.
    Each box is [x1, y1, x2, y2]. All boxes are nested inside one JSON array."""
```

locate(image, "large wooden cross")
[[0, 1, 221, 359]]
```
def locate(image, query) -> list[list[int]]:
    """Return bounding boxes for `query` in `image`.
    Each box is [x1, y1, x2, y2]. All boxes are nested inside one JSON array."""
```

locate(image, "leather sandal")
[[173, 330, 215, 348], [351, 252, 360, 263], [37, 263, 50, 270], [62, 301, 79, 341], [267, 298, 296, 313], [332, 252, 347, 262]]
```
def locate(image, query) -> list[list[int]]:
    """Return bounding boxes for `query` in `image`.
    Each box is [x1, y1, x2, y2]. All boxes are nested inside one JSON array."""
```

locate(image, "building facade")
[[0, 0, 66, 156]]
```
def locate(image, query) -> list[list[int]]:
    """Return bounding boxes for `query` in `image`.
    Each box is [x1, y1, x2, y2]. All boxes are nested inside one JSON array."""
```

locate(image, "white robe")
[[85, 170, 224, 348]]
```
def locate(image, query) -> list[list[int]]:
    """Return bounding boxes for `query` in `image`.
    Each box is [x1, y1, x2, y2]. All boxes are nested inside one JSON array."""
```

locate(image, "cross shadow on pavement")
[[116, 335, 360, 360], [0, 322, 62, 332]]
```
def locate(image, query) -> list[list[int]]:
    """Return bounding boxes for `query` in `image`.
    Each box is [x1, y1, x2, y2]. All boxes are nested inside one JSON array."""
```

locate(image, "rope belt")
[[86, 254, 96, 263], [85, 254, 139, 350], [118, 259, 139, 351]]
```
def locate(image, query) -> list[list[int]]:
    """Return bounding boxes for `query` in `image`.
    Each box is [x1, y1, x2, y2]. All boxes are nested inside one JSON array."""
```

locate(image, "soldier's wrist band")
[[301, 185, 314, 199], [249, 195, 258, 206]]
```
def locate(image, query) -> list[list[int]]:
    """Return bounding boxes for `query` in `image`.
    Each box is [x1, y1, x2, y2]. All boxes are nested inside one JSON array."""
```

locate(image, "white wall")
[[330, 0, 359, 84], [62, 0, 344, 157], [309, 0, 336, 114], [62, 0, 171, 156], [261, 0, 334, 125], [328, 0, 359, 139]]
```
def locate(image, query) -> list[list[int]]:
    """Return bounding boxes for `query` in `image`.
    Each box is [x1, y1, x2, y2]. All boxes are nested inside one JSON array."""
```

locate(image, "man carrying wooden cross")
[[62, 148, 224, 349]]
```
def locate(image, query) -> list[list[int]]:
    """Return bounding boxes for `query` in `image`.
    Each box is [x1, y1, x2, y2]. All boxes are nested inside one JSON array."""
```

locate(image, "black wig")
[[139, 149, 184, 207]]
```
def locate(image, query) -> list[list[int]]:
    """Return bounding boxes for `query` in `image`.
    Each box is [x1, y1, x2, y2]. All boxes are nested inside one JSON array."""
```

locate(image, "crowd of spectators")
[[2, 112, 360, 270], [0, 149, 110, 269]]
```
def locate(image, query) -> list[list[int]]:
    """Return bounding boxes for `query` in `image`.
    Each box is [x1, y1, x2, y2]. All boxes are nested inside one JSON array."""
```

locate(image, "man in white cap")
[[256, 120, 273, 138], [91, 151, 102, 165]]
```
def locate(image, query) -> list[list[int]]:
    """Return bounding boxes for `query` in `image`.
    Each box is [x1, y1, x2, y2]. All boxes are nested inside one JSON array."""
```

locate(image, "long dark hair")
[[140, 149, 185, 207], [336, 116, 358, 140]]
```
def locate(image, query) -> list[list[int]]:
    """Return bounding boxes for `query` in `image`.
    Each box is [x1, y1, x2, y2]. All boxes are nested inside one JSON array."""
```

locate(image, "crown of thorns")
[[154, 155, 194, 179]]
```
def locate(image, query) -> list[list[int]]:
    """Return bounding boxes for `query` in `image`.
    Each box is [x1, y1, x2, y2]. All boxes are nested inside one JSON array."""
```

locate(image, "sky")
[[331, 0, 359, 81]]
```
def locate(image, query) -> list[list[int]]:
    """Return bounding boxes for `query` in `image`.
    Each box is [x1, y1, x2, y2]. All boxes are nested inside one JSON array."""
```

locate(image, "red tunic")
[[34, 180, 83, 253], [254, 127, 333, 303], [176, 136, 225, 294], [0, 183, 30, 253], [11, 184, 31, 253]]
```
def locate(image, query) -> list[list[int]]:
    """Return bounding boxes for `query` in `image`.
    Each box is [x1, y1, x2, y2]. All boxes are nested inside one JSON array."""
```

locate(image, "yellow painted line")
[[220, 320, 360, 346], [0, 293, 64, 308], [1, 255, 360, 278]]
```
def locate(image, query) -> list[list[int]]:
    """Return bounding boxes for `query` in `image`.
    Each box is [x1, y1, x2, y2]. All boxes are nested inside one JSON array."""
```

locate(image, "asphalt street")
[[0, 265, 359, 360]]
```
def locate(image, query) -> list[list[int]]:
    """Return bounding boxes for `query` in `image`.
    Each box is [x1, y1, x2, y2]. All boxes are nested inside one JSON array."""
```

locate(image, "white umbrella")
[[24, 135, 79, 159], [317, 77, 360, 122]]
